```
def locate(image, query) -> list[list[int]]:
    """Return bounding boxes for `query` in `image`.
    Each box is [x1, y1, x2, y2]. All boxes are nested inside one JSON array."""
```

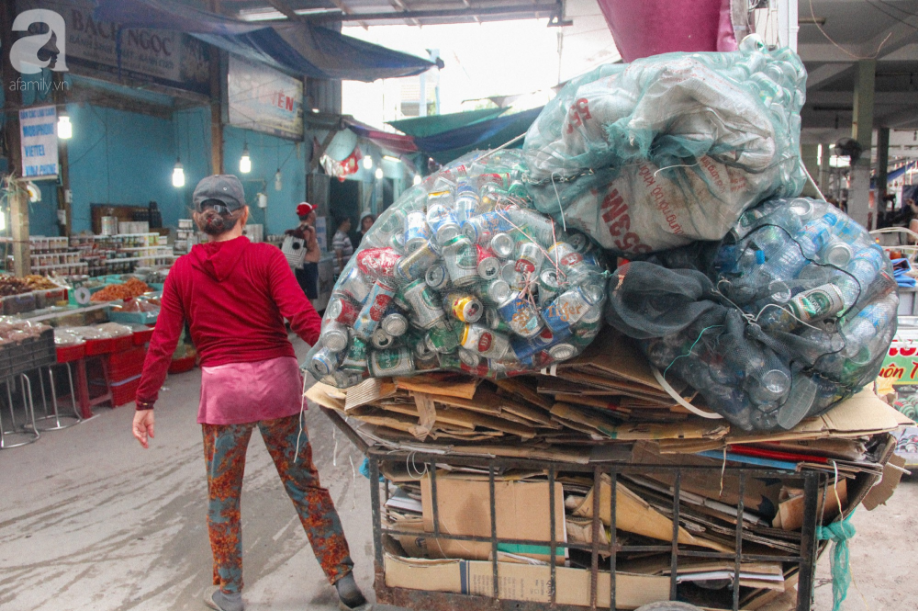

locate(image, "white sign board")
[[19, 105, 58, 180], [315, 216, 328, 253], [227, 54, 303, 140]]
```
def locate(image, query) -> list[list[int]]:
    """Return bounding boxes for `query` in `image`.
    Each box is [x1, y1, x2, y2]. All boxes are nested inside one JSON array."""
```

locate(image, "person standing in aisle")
[[332, 217, 354, 277], [285, 202, 321, 299], [356, 212, 376, 246], [131, 175, 367, 611]]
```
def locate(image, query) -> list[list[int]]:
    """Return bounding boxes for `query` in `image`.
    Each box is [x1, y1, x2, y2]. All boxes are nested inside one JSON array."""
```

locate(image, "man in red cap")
[[285, 202, 321, 299]]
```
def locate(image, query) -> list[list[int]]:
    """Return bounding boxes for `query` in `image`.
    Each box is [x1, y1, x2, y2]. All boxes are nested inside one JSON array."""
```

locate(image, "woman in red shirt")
[[132, 175, 366, 611]]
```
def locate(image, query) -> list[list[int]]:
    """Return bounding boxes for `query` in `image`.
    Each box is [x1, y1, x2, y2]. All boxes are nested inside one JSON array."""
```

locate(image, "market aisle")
[[0, 337, 381, 611]]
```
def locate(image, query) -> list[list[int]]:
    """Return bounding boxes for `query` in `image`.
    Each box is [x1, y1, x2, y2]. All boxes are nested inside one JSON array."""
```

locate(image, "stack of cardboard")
[[306, 328, 912, 610]]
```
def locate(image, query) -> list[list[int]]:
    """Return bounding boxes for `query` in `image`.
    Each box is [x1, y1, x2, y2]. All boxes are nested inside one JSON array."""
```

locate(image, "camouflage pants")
[[202, 413, 354, 594]]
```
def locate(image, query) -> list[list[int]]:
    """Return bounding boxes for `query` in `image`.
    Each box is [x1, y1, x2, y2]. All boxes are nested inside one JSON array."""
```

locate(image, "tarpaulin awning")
[[345, 121, 419, 155], [94, 0, 437, 81], [872, 161, 917, 188], [388, 108, 507, 138], [413, 106, 543, 164]]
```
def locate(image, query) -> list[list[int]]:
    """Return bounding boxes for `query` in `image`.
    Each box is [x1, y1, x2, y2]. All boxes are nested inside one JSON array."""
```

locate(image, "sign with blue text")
[[19, 105, 58, 181]]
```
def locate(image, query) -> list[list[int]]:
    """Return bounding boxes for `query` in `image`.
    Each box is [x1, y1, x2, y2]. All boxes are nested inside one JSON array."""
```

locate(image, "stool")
[[34, 363, 82, 431], [0, 373, 40, 449], [71, 356, 113, 418]]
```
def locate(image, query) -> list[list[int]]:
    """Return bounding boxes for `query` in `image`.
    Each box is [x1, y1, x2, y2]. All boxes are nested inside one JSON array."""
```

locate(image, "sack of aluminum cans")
[[604, 197, 898, 431], [305, 150, 610, 388], [522, 35, 806, 256]]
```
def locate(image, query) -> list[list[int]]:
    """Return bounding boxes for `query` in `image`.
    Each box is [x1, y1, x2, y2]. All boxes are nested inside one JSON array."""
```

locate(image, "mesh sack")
[[605, 198, 898, 431], [306, 149, 610, 388], [522, 35, 806, 256]]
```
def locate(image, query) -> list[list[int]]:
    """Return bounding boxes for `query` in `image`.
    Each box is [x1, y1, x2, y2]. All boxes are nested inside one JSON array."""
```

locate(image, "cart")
[[319, 406, 863, 611]]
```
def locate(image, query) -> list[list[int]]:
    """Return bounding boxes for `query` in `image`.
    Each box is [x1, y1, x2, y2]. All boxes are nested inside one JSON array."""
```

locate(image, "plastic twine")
[[816, 510, 857, 611]]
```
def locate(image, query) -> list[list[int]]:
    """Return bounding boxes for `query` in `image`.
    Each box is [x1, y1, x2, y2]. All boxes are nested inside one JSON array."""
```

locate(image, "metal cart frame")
[[322, 407, 827, 611]]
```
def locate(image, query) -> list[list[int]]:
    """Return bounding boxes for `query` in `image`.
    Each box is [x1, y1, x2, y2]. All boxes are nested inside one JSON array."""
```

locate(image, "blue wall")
[[223, 125, 306, 236]]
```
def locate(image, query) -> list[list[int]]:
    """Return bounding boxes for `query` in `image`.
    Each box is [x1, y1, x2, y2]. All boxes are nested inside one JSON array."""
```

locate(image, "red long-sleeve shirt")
[[136, 236, 322, 406]]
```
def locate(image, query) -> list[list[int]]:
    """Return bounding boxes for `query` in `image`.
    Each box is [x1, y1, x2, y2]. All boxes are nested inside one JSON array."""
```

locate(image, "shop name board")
[[17, 0, 210, 96], [227, 55, 303, 140], [879, 342, 918, 385], [19, 105, 58, 180]]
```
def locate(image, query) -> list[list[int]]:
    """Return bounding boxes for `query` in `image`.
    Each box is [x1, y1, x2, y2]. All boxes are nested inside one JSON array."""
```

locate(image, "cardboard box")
[[421, 473, 566, 561], [383, 554, 669, 610]]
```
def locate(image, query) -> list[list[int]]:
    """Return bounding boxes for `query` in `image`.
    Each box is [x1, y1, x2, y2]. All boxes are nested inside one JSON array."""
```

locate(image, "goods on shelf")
[[308, 149, 610, 388], [0, 318, 55, 378], [70, 233, 174, 276], [604, 198, 897, 431], [90, 278, 153, 302], [522, 35, 806, 255]]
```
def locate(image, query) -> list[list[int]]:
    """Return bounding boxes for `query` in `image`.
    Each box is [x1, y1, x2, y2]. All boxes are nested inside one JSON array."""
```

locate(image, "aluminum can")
[[500, 260, 527, 291], [446, 292, 484, 323], [395, 242, 440, 284], [320, 321, 350, 353], [548, 241, 583, 270], [388, 233, 406, 254], [356, 247, 402, 280], [326, 297, 359, 326], [369, 347, 415, 377], [426, 203, 461, 245], [425, 262, 451, 292], [547, 342, 578, 361], [442, 235, 479, 287], [375, 208, 407, 242], [479, 278, 511, 306], [426, 319, 460, 353], [514, 241, 544, 276], [463, 212, 512, 246], [543, 287, 591, 333], [407, 330, 436, 360], [510, 326, 561, 360], [437, 352, 462, 370], [458, 347, 481, 368], [572, 320, 602, 343], [476, 245, 501, 280], [454, 183, 480, 224], [352, 280, 396, 339], [404, 211, 430, 253], [537, 268, 561, 306], [578, 280, 605, 306], [566, 231, 591, 253], [335, 267, 371, 304], [371, 326, 395, 349], [320, 370, 365, 388], [415, 353, 440, 372], [507, 207, 556, 244], [497, 292, 543, 338], [485, 307, 512, 333], [340, 337, 369, 371], [391, 289, 411, 312], [580, 302, 604, 324], [489, 232, 515, 259], [789, 283, 845, 324], [311, 346, 342, 377], [403, 279, 446, 329], [381, 311, 409, 337], [460, 323, 511, 359]]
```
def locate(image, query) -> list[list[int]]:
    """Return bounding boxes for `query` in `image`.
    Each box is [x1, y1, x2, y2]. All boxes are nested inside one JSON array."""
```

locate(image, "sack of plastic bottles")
[[522, 35, 806, 256], [305, 149, 610, 389], [604, 197, 898, 431]]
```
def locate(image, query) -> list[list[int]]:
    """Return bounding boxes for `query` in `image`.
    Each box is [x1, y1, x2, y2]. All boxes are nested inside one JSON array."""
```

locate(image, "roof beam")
[[264, 0, 300, 21], [303, 2, 563, 24], [388, 0, 422, 27], [327, 0, 369, 29]]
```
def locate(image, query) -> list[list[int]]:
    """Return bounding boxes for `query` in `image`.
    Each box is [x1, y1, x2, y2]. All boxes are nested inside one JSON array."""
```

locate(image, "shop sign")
[[227, 55, 303, 140], [19, 105, 58, 181], [879, 340, 918, 385], [17, 0, 210, 96]]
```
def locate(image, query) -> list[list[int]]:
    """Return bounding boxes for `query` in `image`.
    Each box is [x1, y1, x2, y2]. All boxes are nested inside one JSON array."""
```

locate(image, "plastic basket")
[[111, 374, 142, 407], [168, 355, 196, 374], [109, 310, 159, 325], [56, 343, 86, 363], [107, 346, 147, 383], [0, 328, 56, 377], [132, 326, 155, 346], [2, 293, 36, 316], [34, 288, 68, 309], [84, 337, 115, 356]]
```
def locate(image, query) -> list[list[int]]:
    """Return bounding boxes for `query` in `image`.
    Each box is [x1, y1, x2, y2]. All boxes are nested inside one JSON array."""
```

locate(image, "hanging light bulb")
[[413, 174, 422, 186], [172, 158, 185, 188], [375, 167, 384, 180], [363, 156, 373, 170], [274, 168, 282, 191], [239, 144, 252, 174], [57, 109, 72, 140]]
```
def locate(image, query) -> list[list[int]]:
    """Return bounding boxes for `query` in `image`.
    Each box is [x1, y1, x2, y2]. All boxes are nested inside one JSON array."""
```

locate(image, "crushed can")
[[369, 347, 415, 377], [476, 245, 501, 281], [446, 292, 484, 323], [352, 279, 396, 339], [403, 279, 446, 329], [442, 235, 479, 287], [356, 247, 401, 279]]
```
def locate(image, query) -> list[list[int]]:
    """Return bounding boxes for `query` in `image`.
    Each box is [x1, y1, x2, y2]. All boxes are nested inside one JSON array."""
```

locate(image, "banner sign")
[[17, 0, 210, 96], [227, 54, 303, 140], [19, 105, 58, 180]]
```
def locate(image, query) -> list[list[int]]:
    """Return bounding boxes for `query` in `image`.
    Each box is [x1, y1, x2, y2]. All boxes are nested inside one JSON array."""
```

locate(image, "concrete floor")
[[0, 335, 915, 611]]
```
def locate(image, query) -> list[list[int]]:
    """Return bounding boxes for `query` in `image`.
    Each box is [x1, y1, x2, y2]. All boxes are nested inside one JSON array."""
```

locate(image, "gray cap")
[[192, 174, 246, 212]]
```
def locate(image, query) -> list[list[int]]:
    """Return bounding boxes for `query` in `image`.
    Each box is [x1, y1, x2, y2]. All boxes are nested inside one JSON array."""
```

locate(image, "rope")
[[816, 510, 857, 611]]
